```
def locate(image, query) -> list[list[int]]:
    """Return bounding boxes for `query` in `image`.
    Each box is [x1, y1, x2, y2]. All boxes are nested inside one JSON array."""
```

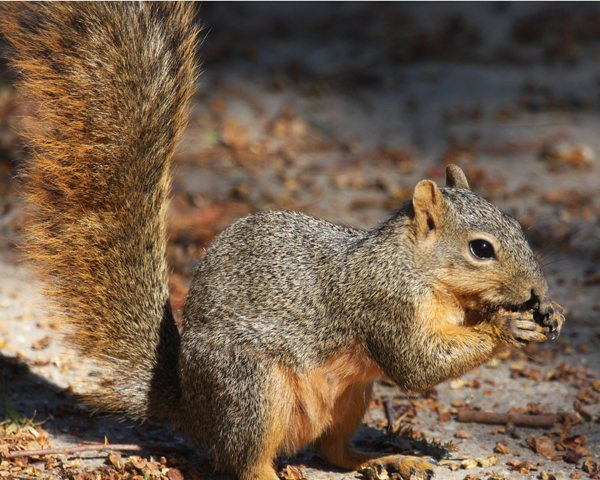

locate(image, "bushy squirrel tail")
[[2, 3, 200, 420]]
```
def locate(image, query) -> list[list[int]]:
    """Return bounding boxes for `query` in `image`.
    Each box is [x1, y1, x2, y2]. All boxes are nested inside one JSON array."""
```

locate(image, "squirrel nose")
[[523, 287, 545, 310], [529, 269, 549, 299]]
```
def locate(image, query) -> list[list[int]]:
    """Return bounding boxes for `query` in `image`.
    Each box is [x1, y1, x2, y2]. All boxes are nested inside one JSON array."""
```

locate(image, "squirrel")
[[3, 3, 565, 480]]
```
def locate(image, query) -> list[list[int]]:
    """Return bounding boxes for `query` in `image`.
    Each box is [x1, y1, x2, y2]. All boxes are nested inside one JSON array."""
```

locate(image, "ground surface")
[[1, 2, 600, 480]]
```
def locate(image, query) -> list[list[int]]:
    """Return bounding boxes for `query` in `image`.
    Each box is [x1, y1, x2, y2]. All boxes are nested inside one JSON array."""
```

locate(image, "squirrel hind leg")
[[313, 380, 375, 468], [314, 382, 435, 480], [318, 431, 435, 480], [319, 445, 435, 480]]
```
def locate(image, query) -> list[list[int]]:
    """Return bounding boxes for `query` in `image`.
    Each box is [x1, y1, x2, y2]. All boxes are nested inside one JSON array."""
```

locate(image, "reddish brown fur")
[[262, 345, 434, 476], [417, 290, 511, 375], [273, 344, 381, 454], [254, 344, 381, 479]]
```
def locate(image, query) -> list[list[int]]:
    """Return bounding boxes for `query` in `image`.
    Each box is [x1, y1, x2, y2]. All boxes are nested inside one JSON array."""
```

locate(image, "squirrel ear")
[[412, 180, 447, 237], [445, 164, 470, 190]]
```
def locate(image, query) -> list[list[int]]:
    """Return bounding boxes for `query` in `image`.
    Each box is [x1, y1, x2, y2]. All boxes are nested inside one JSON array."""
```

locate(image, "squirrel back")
[[2, 2, 199, 420]]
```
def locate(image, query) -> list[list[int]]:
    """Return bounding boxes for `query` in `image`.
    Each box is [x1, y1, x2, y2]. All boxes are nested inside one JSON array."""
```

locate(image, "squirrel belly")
[[3, 3, 565, 480]]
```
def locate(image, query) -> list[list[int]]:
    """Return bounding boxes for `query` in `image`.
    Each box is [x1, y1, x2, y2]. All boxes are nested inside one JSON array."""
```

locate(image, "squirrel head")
[[407, 165, 547, 310]]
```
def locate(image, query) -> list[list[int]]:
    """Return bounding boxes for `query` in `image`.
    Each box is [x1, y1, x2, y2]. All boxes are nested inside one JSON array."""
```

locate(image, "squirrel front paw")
[[532, 295, 565, 340], [491, 309, 547, 345]]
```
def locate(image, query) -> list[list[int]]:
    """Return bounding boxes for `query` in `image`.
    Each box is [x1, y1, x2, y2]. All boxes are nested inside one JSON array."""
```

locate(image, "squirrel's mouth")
[[465, 296, 540, 326], [496, 295, 541, 315]]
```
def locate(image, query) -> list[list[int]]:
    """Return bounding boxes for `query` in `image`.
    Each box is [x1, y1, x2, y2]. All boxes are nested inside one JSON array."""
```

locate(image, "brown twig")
[[457, 409, 559, 427], [383, 396, 394, 433], [3, 443, 193, 459]]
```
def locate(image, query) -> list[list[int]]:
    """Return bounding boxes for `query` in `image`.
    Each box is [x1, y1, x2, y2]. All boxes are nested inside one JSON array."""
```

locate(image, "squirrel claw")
[[423, 469, 435, 480], [534, 296, 565, 340], [491, 310, 547, 345], [421, 467, 436, 480]]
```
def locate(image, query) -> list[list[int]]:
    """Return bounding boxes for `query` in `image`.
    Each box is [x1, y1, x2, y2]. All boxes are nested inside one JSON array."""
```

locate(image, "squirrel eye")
[[469, 239, 496, 260]]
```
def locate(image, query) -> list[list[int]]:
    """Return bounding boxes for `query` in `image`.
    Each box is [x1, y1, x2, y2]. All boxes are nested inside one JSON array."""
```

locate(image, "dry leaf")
[[455, 429, 473, 439], [279, 465, 306, 480], [129, 456, 147, 470], [108, 454, 124, 471], [460, 459, 478, 469], [560, 434, 589, 449], [45, 458, 60, 470], [565, 449, 583, 464], [519, 461, 538, 473], [32, 336, 50, 350], [508, 459, 538, 472], [439, 459, 458, 471], [475, 456, 498, 468], [449, 379, 466, 390], [527, 435, 556, 458], [583, 457, 599, 474], [495, 442, 510, 454], [574, 401, 593, 422], [168, 467, 184, 480], [438, 408, 451, 422], [13, 457, 28, 467]]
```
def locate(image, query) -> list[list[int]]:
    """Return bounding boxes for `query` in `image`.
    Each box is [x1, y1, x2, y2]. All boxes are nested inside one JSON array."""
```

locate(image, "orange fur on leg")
[[267, 343, 381, 461], [314, 382, 435, 480], [314, 380, 376, 469]]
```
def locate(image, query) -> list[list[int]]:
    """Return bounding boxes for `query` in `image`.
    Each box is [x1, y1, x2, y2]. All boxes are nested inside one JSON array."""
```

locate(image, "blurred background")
[[3, 2, 600, 315]]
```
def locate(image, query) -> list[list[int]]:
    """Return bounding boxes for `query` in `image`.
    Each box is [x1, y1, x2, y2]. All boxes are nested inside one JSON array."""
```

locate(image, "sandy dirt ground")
[[1, 2, 600, 480]]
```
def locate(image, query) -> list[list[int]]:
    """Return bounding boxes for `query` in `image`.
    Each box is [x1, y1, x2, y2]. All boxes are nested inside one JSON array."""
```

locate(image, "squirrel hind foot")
[[360, 455, 436, 480], [316, 428, 435, 480]]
